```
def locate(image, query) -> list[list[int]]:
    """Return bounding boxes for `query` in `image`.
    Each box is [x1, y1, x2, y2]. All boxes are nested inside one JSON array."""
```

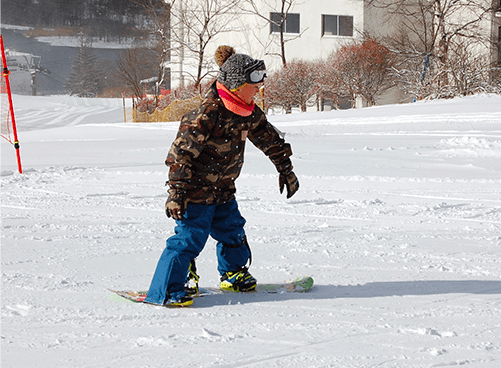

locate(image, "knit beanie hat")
[[215, 45, 265, 91]]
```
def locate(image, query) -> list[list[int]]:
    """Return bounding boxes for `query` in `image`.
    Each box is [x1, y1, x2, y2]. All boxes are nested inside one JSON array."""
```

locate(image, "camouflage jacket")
[[166, 82, 294, 205]]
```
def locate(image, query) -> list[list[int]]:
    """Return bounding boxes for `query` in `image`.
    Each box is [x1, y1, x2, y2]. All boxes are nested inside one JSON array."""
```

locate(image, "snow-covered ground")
[[2, 94, 501, 367]]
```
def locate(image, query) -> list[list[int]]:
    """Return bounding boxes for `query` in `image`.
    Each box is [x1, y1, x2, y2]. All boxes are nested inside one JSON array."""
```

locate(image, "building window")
[[270, 12, 300, 34], [322, 15, 353, 37]]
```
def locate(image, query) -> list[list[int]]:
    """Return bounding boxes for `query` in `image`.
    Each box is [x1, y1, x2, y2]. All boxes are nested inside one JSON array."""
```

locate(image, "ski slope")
[[2, 93, 501, 367]]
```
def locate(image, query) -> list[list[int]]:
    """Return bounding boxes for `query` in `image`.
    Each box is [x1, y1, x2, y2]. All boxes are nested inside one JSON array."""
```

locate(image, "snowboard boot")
[[164, 295, 193, 307], [143, 294, 193, 307], [185, 259, 200, 296], [220, 267, 257, 292]]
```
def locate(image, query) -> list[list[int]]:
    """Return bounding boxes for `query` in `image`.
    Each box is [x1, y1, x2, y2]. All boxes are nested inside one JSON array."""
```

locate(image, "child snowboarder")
[[144, 45, 299, 307]]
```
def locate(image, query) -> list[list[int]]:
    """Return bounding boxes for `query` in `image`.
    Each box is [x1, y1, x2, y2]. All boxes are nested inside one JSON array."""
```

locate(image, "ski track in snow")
[[2, 94, 501, 367]]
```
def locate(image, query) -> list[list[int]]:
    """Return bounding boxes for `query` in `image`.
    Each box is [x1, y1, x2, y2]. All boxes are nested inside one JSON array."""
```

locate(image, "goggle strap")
[[230, 82, 248, 92]]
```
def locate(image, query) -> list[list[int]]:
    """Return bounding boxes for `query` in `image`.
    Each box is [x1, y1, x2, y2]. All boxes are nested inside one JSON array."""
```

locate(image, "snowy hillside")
[[2, 94, 501, 367]]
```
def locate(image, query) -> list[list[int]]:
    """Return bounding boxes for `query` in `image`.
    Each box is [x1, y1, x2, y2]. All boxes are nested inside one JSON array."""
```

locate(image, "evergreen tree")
[[66, 39, 103, 97]]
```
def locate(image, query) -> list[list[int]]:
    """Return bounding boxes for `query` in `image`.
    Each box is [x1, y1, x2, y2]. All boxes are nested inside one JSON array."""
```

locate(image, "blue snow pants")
[[144, 199, 250, 305]]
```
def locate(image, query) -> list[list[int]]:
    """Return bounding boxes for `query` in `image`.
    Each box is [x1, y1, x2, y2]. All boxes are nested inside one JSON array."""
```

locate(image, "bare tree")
[[114, 48, 159, 99], [445, 37, 501, 96], [170, 0, 241, 88], [133, 0, 171, 97], [240, 0, 308, 66], [367, 0, 496, 98]]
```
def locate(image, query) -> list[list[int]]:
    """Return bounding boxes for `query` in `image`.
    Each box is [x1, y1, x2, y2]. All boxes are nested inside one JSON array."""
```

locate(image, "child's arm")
[[247, 111, 299, 198]]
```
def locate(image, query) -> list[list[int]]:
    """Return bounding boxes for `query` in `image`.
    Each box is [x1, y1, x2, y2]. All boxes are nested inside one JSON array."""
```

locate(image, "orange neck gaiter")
[[216, 81, 255, 117]]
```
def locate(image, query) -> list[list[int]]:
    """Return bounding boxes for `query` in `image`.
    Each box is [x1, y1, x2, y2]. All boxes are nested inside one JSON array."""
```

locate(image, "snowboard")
[[109, 276, 314, 304]]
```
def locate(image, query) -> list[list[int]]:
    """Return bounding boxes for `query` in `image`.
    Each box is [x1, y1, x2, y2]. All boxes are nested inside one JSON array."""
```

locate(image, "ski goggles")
[[248, 69, 267, 84], [244, 59, 267, 84]]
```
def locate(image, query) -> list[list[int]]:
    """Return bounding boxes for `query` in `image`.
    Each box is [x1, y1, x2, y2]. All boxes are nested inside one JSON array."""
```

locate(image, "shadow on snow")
[[193, 280, 501, 308]]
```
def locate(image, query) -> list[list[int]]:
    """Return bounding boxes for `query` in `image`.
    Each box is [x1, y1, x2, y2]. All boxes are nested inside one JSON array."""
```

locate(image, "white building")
[[170, 0, 364, 88], [168, 0, 501, 107]]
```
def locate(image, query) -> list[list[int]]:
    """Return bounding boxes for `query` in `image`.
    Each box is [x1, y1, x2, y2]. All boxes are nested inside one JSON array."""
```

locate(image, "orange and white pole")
[[1, 35, 23, 173]]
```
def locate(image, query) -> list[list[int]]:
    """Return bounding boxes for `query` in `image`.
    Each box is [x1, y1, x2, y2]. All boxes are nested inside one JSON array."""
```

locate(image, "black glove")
[[279, 171, 299, 199], [165, 193, 187, 220]]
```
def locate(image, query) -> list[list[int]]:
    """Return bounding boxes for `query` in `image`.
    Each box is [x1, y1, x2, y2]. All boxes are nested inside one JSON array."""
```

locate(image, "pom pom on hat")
[[215, 45, 235, 67]]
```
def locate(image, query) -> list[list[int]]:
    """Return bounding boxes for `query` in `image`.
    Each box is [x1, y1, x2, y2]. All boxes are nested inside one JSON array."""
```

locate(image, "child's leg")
[[144, 203, 214, 305], [210, 199, 251, 276]]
